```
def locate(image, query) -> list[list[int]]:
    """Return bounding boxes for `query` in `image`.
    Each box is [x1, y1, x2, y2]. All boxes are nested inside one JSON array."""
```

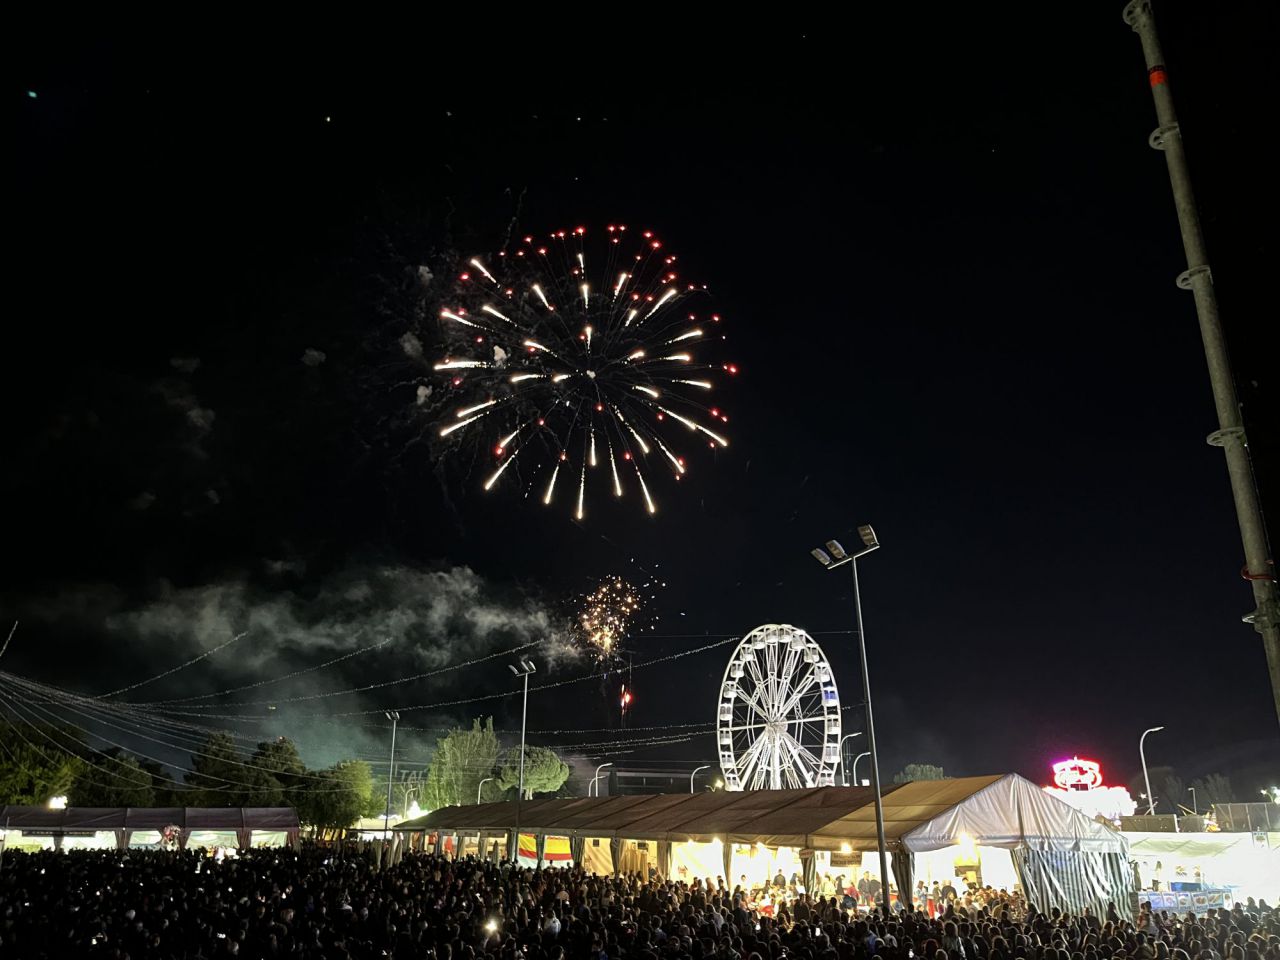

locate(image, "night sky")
[[7, 6, 1278, 802]]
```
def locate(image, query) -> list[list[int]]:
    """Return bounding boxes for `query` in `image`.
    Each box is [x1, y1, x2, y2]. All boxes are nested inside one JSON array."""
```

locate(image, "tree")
[[294, 760, 376, 837], [1190, 773, 1234, 807], [0, 722, 84, 805], [186, 732, 253, 808], [893, 763, 946, 784], [248, 737, 307, 806], [1162, 774, 1185, 814], [421, 717, 500, 810], [496, 745, 569, 799], [69, 751, 156, 807]]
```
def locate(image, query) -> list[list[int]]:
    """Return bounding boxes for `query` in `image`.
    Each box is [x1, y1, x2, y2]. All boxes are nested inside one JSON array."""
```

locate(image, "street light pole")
[[509, 658, 537, 862], [838, 734, 863, 786], [1140, 725, 1165, 815], [1188, 786, 1197, 815], [478, 777, 494, 805], [811, 525, 891, 916], [383, 711, 400, 842], [591, 762, 613, 797], [691, 764, 710, 794], [851, 751, 871, 787]]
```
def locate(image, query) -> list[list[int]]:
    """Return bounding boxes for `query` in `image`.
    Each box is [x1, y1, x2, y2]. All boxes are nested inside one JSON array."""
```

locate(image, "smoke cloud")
[[5, 564, 583, 770]]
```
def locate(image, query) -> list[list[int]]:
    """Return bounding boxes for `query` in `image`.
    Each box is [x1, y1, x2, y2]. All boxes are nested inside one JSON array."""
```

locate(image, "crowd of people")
[[1, 845, 1276, 960]]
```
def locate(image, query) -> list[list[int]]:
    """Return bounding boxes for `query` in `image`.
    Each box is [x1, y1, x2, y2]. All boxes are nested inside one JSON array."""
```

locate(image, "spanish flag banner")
[[518, 833, 538, 861], [544, 835, 572, 863]]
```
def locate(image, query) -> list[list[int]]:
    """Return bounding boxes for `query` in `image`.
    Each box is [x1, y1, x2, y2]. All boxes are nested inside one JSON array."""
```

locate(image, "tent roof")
[[405, 775, 1125, 854], [0, 806, 299, 830]]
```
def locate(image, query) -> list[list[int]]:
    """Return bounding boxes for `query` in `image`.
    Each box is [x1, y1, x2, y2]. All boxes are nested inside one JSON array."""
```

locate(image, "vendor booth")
[[398, 774, 1131, 918], [0, 806, 299, 853], [1126, 830, 1280, 908]]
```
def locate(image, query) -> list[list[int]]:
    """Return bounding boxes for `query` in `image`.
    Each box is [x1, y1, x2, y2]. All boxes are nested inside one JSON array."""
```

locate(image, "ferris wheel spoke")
[[774, 669, 818, 719], [736, 730, 769, 787], [781, 732, 819, 787]]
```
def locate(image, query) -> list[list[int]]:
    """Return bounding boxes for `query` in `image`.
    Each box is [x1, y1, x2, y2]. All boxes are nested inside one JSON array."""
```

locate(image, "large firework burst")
[[433, 225, 735, 516]]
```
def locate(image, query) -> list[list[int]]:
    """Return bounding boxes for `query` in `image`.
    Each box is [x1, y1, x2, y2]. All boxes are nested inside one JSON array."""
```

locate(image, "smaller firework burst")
[[576, 574, 658, 663]]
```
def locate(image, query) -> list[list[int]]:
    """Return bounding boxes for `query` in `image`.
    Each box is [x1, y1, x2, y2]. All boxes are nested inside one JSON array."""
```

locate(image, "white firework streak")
[[671, 379, 712, 389], [440, 409, 491, 437], [613, 407, 650, 455], [509, 373, 545, 383], [635, 463, 656, 514], [633, 385, 660, 399], [644, 287, 677, 319], [576, 463, 586, 520], [543, 462, 561, 505], [532, 283, 552, 309], [654, 436, 686, 475], [614, 272, 628, 297], [657, 406, 729, 447], [624, 308, 638, 327], [455, 399, 498, 418], [667, 328, 702, 344], [482, 305, 515, 324], [440, 309, 486, 330], [580, 283, 589, 311], [608, 437, 622, 496], [589, 427, 598, 467], [468, 258, 497, 283], [434, 359, 489, 370], [484, 449, 520, 490]]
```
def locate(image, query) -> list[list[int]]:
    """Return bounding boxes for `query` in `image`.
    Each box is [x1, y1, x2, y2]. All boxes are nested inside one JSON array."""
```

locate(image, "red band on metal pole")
[[1148, 66, 1168, 87]]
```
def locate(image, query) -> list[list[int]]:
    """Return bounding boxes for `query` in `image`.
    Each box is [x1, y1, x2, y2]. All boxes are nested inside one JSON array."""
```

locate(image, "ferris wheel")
[[716, 624, 842, 790]]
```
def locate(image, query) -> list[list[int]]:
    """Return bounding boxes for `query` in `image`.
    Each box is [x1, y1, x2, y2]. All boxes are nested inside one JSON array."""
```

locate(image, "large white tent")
[[400, 774, 1132, 917], [0, 806, 299, 852]]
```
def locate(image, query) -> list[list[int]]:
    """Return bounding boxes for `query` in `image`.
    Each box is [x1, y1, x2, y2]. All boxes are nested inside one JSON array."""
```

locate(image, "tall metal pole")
[[1188, 786, 1196, 815], [852, 559, 891, 915], [515, 670, 530, 856], [1123, 1, 1280, 726], [477, 776, 493, 805], [383, 711, 399, 842], [1140, 725, 1163, 815]]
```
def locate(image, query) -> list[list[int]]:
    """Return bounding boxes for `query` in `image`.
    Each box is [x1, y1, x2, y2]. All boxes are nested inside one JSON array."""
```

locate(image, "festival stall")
[[0, 806, 300, 853], [1126, 830, 1280, 907]]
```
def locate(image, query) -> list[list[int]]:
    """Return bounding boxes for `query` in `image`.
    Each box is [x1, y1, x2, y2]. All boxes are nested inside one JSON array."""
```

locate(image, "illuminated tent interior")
[[397, 774, 1131, 917], [1127, 830, 1280, 902], [0, 806, 300, 852]]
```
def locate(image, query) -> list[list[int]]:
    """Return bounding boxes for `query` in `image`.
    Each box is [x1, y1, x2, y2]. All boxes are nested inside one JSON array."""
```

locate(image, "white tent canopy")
[[896, 774, 1125, 853]]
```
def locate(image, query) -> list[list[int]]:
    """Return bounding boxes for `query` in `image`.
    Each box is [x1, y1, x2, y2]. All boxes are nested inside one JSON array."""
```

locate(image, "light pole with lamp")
[[1140, 725, 1165, 815], [690, 765, 710, 794], [851, 751, 871, 787], [812, 524, 890, 916], [477, 777, 494, 805], [590, 762, 613, 797], [838, 734, 863, 786], [509, 657, 537, 861], [1188, 786, 1196, 816], [383, 711, 400, 842]]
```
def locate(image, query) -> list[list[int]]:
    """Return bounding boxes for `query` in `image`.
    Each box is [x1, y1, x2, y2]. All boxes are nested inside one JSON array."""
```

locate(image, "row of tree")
[[0, 721, 380, 834], [0, 717, 571, 833]]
